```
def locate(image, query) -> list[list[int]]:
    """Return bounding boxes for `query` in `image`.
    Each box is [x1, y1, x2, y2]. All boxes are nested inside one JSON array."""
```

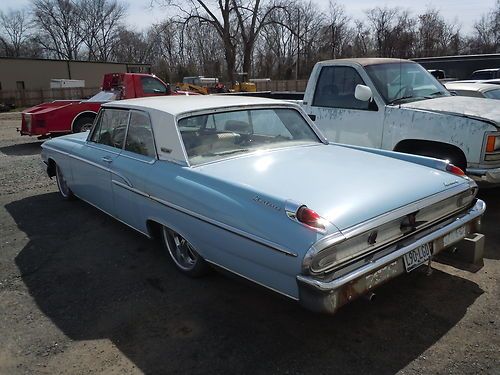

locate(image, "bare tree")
[[470, 0, 500, 53], [0, 9, 32, 57], [80, 0, 126, 61], [31, 0, 85, 60], [322, 1, 350, 59]]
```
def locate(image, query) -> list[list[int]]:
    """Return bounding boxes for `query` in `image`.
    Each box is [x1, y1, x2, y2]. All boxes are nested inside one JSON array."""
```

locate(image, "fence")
[[253, 79, 308, 92], [0, 87, 100, 108], [0, 80, 308, 108]]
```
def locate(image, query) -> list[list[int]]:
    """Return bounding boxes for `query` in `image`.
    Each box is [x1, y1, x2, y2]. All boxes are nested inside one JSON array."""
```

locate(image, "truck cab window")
[[141, 77, 168, 94], [312, 66, 369, 110]]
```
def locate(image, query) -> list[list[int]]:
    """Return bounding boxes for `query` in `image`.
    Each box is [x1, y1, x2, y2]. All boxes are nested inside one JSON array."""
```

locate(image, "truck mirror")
[[355, 84, 373, 102]]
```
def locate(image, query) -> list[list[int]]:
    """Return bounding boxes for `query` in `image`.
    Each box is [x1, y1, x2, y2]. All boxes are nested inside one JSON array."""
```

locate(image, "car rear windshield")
[[177, 108, 320, 165]]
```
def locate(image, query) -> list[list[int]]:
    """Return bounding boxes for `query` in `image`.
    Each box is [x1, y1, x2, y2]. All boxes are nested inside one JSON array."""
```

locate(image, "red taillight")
[[296, 206, 324, 230], [446, 163, 465, 176]]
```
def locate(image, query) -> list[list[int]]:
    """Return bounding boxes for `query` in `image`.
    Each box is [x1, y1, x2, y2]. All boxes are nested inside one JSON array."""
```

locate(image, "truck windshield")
[[87, 91, 118, 102], [177, 108, 320, 165], [365, 62, 449, 105], [484, 89, 500, 100]]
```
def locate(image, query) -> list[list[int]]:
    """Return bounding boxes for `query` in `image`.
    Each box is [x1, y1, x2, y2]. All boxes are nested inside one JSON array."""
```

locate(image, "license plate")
[[443, 226, 466, 248], [403, 243, 432, 272]]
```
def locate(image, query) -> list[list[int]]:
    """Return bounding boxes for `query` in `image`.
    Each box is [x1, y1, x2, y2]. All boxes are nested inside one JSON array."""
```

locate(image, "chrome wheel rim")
[[80, 123, 93, 132], [55, 165, 70, 198], [163, 227, 199, 271]]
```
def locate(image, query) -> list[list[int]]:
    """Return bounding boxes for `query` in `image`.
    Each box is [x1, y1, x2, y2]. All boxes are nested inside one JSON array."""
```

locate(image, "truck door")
[[305, 65, 385, 148]]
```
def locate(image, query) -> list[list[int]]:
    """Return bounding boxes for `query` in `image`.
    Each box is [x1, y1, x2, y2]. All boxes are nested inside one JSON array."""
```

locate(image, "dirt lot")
[[0, 112, 498, 375]]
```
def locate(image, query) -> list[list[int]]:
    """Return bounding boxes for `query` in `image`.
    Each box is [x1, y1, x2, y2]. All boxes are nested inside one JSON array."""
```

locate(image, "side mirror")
[[355, 84, 373, 102]]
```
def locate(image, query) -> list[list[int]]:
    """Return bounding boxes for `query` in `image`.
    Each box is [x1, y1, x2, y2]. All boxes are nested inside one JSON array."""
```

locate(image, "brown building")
[[0, 57, 151, 91]]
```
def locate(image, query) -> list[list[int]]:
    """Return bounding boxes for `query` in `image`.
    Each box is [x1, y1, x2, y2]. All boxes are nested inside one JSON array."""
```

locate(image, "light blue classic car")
[[41, 96, 486, 314]]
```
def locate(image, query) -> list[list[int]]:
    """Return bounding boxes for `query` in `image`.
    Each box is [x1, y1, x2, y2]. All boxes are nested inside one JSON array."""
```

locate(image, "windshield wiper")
[[424, 91, 445, 98], [388, 96, 415, 105]]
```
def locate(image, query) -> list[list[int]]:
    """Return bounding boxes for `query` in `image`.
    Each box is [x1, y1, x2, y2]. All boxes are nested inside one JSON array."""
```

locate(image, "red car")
[[20, 73, 190, 137]]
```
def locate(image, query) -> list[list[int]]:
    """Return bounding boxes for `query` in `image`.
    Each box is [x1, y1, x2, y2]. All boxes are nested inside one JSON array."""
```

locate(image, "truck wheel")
[[72, 115, 96, 133], [161, 225, 209, 278], [55, 164, 75, 200]]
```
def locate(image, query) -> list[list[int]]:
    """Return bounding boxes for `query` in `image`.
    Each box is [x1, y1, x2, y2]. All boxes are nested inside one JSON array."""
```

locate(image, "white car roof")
[[445, 82, 500, 93], [103, 95, 292, 116]]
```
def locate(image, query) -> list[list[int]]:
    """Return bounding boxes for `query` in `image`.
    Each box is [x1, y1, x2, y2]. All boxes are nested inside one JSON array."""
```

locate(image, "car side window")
[[141, 77, 168, 94], [90, 108, 129, 149], [125, 111, 156, 158], [313, 66, 369, 110]]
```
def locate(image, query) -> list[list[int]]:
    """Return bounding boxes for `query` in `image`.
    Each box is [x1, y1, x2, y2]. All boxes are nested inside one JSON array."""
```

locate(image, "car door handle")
[[308, 114, 316, 121], [101, 156, 113, 163]]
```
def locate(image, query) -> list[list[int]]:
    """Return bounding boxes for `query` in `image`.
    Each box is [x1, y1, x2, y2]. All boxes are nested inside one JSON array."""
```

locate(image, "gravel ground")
[[0, 112, 499, 375]]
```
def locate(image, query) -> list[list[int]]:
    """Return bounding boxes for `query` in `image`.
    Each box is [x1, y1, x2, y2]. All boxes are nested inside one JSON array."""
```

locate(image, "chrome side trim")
[[297, 199, 486, 292], [42, 145, 133, 187], [112, 179, 298, 257], [119, 152, 156, 164], [86, 143, 121, 156], [205, 259, 299, 301]]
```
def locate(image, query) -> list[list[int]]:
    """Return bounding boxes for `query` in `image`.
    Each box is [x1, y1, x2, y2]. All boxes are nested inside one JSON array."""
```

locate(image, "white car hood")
[[400, 96, 500, 128]]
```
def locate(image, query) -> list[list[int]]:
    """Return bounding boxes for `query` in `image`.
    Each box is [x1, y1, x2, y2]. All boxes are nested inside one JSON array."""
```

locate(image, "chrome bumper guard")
[[296, 199, 486, 314], [467, 167, 500, 185]]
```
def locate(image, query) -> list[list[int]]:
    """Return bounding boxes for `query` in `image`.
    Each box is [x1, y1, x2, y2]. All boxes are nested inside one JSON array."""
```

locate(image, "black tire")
[[72, 114, 96, 133], [161, 225, 209, 278], [55, 163, 75, 200]]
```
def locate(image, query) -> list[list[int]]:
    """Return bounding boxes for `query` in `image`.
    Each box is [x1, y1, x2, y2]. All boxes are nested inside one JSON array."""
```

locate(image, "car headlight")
[[485, 133, 500, 161]]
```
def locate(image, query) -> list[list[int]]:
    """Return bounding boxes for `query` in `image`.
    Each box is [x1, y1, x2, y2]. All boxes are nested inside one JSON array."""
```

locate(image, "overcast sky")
[[1, 0, 497, 34]]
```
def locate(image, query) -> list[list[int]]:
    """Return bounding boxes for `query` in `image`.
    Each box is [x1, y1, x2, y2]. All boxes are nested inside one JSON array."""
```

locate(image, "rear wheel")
[[55, 164, 75, 200], [161, 226, 208, 277], [72, 114, 96, 133]]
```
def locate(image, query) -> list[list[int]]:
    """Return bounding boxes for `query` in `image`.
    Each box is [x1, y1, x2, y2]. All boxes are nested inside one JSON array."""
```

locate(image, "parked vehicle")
[[445, 82, 500, 100], [470, 68, 500, 80], [41, 95, 485, 314], [20, 73, 190, 138], [295, 58, 500, 186]]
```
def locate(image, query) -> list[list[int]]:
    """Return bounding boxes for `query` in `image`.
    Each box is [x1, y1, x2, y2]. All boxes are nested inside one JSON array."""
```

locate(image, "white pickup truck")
[[299, 58, 500, 186]]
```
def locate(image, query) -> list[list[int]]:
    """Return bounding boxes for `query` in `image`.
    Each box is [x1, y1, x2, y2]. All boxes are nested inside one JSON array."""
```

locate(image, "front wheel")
[[161, 226, 209, 277], [55, 164, 75, 200]]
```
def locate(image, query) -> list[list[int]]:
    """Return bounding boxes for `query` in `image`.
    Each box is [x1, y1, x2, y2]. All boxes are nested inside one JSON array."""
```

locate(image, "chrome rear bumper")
[[467, 167, 500, 186], [297, 199, 486, 314]]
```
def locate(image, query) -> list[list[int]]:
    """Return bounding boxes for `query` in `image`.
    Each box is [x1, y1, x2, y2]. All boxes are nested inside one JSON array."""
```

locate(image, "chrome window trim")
[[111, 179, 298, 258], [118, 152, 156, 164], [174, 104, 328, 163], [86, 142, 122, 155], [42, 145, 133, 187], [189, 143, 323, 169]]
